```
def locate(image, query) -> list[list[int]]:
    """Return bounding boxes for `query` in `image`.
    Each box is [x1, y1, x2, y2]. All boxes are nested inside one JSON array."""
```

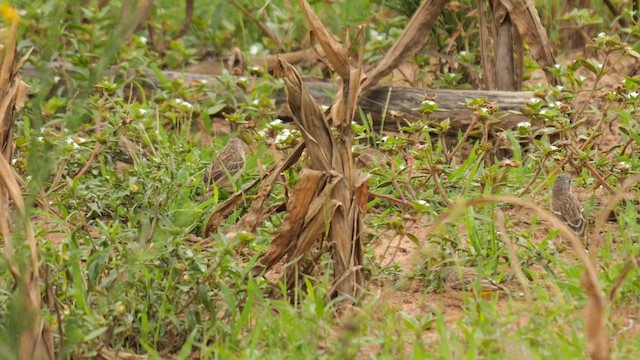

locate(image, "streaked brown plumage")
[[117, 136, 149, 164], [204, 138, 245, 188], [441, 266, 506, 295], [551, 174, 586, 238]]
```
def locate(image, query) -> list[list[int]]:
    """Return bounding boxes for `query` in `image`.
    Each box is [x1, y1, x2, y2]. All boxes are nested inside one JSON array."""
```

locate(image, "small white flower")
[[597, 32, 606, 39], [11, 158, 16, 165], [540, 109, 548, 115], [249, 43, 262, 55], [459, 51, 468, 56], [618, 161, 630, 170], [381, 135, 389, 142], [275, 133, 288, 144], [529, 98, 541, 104], [628, 92, 639, 99], [76, 137, 87, 143], [53, 76, 61, 83], [369, 29, 384, 41], [238, 76, 248, 82], [554, 64, 562, 69], [320, 105, 329, 111], [270, 119, 283, 126], [578, 76, 586, 82], [517, 121, 531, 128], [175, 98, 193, 109], [72, 142, 80, 149], [66, 136, 75, 145], [26, 175, 32, 181], [37, 136, 44, 142], [421, 100, 436, 106], [549, 145, 558, 150], [416, 200, 429, 206], [252, 99, 259, 105], [138, 108, 148, 115], [556, 85, 564, 91]]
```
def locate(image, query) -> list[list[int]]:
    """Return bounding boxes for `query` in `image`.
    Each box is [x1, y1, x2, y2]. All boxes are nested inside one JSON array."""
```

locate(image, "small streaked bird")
[[551, 174, 586, 238], [204, 138, 246, 189], [117, 136, 149, 164], [441, 266, 506, 298]]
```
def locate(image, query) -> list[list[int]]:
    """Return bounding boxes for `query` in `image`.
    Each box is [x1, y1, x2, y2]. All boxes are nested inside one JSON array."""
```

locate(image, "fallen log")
[[295, 82, 533, 131], [158, 70, 534, 132], [21, 64, 533, 132]]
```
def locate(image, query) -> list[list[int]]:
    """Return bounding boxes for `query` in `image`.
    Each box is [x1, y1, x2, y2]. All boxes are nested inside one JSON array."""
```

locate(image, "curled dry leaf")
[[297, 0, 350, 78]]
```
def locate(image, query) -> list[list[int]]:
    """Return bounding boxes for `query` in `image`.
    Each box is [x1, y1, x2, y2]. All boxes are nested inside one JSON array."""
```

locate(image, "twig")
[[591, 174, 640, 259], [602, 0, 628, 27], [368, 190, 413, 206], [432, 171, 453, 208], [172, 0, 194, 40], [609, 252, 640, 302], [73, 142, 105, 180], [229, 0, 281, 44], [581, 159, 616, 194], [446, 118, 477, 163]]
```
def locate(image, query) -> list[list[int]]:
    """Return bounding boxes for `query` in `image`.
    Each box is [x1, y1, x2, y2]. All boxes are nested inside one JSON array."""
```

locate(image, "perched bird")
[[551, 174, 586, 238], [117, 136, 149, 164], [204, 138, 246, 189], [441, 266, 506, 298]]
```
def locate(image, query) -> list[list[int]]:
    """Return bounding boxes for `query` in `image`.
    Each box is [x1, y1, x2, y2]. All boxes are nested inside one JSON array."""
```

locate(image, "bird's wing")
[[552, 195, 586, 235], [205, 155, 245, 185]]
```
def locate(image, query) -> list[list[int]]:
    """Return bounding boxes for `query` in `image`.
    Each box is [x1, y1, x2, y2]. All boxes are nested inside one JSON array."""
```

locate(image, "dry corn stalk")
[[252, 0, 369, 300], [0, 7, 53, 359]]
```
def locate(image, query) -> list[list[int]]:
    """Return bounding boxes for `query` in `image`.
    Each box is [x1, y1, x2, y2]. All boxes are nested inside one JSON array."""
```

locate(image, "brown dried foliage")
[[0, 14, 53, 360]]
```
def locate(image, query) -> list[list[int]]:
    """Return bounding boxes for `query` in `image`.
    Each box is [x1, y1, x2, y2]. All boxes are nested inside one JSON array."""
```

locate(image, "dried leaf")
[[296, 0, 350, 78], [275, 57, 333, 171], [229, 142, 305, 235], [255, 168, 327, 274], [361, 0, 448, 95]]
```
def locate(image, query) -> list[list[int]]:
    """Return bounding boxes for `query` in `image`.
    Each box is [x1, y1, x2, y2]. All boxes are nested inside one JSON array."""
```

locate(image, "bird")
[[441, 266, 506, 298], [551, 174, 586, 239], [204, 137, 246, 190], [117, 136, 149, 164]]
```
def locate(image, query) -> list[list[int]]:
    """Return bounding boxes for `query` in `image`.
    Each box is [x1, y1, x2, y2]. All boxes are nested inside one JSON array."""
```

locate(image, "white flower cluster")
[[66, 136, 80, 149], [548, 101, 563, 108], [174, 98, 193, 109]]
